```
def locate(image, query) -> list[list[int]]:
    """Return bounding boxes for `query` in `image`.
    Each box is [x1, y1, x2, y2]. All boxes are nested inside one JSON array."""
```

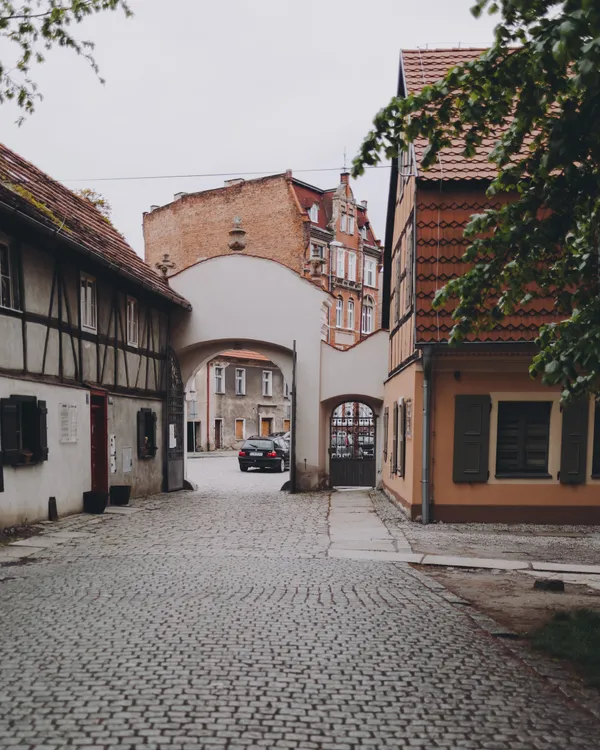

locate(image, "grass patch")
[[532, 609, 600, 688]]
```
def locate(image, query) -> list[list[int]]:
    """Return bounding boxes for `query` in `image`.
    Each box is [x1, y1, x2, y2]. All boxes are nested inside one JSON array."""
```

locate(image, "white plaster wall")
[[170, 255, 327, 488], [320, 332, 388, 403], [0, 376, 90, 526]]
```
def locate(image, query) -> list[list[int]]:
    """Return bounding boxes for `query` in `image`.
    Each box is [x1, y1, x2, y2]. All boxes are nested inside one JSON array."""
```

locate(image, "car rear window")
[[242, 439, 273, 450]]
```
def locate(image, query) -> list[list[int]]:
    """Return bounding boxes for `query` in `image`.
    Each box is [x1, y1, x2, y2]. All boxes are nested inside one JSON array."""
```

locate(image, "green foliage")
[[5, 179, 61, 225], [532, 609, 600, 688], [353, 1, 600, 400], [75, 187, 112, 219], [0, 1, 132, 122]]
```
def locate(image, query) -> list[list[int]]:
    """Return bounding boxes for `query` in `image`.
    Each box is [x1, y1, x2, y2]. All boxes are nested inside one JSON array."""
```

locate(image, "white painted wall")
[[0, 377, 90, 526], [320, 332, 388, 403]]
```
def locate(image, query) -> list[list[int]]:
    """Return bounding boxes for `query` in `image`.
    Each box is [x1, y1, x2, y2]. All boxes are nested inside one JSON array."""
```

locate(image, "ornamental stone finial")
[[228, 216, 247, 252]]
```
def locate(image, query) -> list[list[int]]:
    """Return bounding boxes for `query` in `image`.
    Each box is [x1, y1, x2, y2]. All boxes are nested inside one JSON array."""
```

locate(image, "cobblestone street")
[[1, 456, 599, 749]]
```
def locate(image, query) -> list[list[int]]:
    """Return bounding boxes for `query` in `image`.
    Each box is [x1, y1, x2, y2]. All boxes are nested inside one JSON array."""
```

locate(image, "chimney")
[[174, 192, 188, 201], [285, 169, 293, 181], [150, 204, 159, 212], [224, 178, 245, 187], [361, 200, 368, 208], [340, 172, 350, 185]]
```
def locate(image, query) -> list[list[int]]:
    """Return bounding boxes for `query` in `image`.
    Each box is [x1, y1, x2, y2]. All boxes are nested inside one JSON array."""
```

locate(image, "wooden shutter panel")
[[137, 409, 146, 458], [453, 395, 491, 483], [151, 411, 158, 456], [391, 401, 398, 474], [398, 399, 406, 477], [37, 400, 49, 462], [560, 399, 589, 485], [383, 407, 389, 462], [1, 399, 20, 466]]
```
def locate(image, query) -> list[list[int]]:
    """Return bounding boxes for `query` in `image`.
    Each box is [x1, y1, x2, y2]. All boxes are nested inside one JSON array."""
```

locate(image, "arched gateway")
[[167, 253, 387, 490]]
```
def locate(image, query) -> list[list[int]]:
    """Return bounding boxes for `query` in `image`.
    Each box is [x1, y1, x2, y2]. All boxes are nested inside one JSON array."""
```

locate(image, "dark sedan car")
[[238, 437, 289, 473]]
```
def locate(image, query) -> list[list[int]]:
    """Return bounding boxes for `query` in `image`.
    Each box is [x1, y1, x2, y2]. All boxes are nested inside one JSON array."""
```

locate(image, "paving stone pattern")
[[1, 458, 599, 749]]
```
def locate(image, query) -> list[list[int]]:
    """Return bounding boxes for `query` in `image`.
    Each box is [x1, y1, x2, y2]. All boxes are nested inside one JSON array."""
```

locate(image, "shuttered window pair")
[[0, 396, 48, 467], [390, 400, 407, 477], [453, 396, 596, 484], [137, 408, 157, 459]]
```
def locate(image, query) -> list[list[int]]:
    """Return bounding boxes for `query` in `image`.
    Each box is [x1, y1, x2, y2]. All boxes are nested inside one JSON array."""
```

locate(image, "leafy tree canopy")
[[75, 187, 111, 219], [353, 0, 600, 400], [0, 1, 132, 121]]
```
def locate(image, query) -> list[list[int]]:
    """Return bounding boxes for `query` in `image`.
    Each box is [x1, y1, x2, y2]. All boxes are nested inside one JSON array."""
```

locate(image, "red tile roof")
[[401, 48, 499, 182], [0, 142, 190, 309], [291, 180, 332, 231]]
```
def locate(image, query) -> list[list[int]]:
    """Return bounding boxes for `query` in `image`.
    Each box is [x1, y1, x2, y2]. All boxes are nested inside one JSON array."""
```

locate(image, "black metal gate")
[[165, 347, 184, 491], [329, 402, 376, 487]]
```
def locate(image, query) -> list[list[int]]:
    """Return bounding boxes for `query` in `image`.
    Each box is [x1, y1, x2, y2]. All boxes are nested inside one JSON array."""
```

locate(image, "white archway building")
[[170, 254, 387, 489]]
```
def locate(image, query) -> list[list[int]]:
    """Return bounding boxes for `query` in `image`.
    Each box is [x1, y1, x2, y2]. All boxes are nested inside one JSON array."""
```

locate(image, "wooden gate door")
[[166, 348, 184, 491], [329, 403, 376, 488], [214, 420, 222, 449], [90, 392, 108, 493]]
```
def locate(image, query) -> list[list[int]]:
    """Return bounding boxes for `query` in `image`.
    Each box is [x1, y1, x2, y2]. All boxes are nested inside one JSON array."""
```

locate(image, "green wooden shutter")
[[391, 401, 398, 474], [36, 400, 49, 462], [560, 399, 589, 485], [453, 395, 491, 483], [137, 409, 147, 458], [1, 399, 20, 466], [383, 407, 389, 462], [398, 399, 406, 477]]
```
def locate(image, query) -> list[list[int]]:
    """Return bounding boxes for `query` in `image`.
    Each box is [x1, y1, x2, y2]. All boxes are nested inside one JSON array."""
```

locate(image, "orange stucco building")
[[382, 48, 600, 524]]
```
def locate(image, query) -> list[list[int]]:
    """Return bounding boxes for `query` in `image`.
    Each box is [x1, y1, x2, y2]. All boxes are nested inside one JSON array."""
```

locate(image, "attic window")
[[308, 203, 319, 223]]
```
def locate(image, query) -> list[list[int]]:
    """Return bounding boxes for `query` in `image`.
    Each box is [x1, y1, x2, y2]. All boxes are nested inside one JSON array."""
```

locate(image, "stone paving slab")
[[10, 537, 65, 548], [531, 560, 600, 575], [422, 554, 530, 570], [104, 506, 142, 515], [329, 548, 425, 563], [43, 531, 93, 540], [0, 545, 39, 560]]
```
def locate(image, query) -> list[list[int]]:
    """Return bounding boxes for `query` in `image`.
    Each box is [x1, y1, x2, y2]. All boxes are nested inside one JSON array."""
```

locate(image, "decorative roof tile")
[[0, 142, 190, 309]]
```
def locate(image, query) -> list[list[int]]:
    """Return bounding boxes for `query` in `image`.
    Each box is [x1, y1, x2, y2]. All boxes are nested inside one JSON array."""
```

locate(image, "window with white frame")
[[126, 297, 138, 347], [362, 296, 374, 334], [336, 297, 344, 328], [347, 298, 355, 330], [364, 258, 377, 288], [360, 224, 368, 240], [262, 370, 273, 397], [310, 242, 324, 259], [336, 247, 345, 278], [235, 368, 246, 395], [80, 274, 97, 331], [308, 203, 319, 223], [340, 210, 347, 233], [347, 211, 355, 235], [348, 252, 356, 281], [0, 243, 21, 310], [214, 365, 225, 394]]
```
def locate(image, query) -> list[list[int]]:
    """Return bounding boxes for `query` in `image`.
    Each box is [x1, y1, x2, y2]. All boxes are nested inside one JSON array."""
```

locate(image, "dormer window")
[[308, 203, 319, 223], [361, 224, 368, 240]]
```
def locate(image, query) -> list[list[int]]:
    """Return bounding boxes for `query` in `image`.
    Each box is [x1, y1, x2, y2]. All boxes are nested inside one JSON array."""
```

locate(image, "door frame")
[[214, 418, 223, 449], [90, 390, 108, 493]]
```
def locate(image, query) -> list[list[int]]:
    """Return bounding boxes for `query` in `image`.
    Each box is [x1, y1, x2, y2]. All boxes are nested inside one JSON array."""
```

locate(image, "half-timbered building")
[[382, 48, 600, 524], [0, 143, 190, 527]]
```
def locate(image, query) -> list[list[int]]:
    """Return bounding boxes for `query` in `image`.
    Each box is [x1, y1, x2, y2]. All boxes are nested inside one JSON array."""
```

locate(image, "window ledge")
[[495, 472, 552, 480], [8, 461, 40, 469], [591, 474, 600, 480]]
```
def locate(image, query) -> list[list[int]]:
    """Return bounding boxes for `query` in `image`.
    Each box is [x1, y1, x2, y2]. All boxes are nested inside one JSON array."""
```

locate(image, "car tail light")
[[267, 451, 277, 457], [239, 451, 246, 457]]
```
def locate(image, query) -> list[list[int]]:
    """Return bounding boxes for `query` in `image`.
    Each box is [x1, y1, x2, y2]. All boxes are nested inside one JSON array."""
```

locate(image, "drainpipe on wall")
[[421, 346, 433, 525], [206, 364, 210, 452]]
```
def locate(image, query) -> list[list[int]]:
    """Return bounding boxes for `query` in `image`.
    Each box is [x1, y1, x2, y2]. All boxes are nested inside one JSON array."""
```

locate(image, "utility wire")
[[59, 164, 392, 184]]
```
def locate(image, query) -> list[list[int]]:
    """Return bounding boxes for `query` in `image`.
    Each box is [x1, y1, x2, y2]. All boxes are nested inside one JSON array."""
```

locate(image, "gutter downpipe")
[[421, 346, 433, 524]]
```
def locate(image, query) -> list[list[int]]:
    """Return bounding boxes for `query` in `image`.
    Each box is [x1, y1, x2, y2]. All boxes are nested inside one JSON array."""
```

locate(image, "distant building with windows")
[[186, 351, 290, 452], [143, 171, 383, 350]]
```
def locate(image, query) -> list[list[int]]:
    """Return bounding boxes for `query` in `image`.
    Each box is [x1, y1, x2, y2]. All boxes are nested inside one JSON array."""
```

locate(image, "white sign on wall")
[[122, 447, 133, 474], [169, 424, 177, 449], [109, 435, 117, 474], [59, 404, 78, 444]]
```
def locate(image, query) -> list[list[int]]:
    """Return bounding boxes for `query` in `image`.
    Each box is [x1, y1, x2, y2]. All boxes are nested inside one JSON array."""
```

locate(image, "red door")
[[90, 393, 108, 492]]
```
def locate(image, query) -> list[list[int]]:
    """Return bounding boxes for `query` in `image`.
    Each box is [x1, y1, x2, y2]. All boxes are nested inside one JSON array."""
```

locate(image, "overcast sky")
[[0, 0, 496, 259]]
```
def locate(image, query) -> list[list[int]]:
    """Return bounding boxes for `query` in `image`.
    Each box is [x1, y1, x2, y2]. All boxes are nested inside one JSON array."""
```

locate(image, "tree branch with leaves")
[[0, 0, 132, 121], [353, 0, 600, 400]]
